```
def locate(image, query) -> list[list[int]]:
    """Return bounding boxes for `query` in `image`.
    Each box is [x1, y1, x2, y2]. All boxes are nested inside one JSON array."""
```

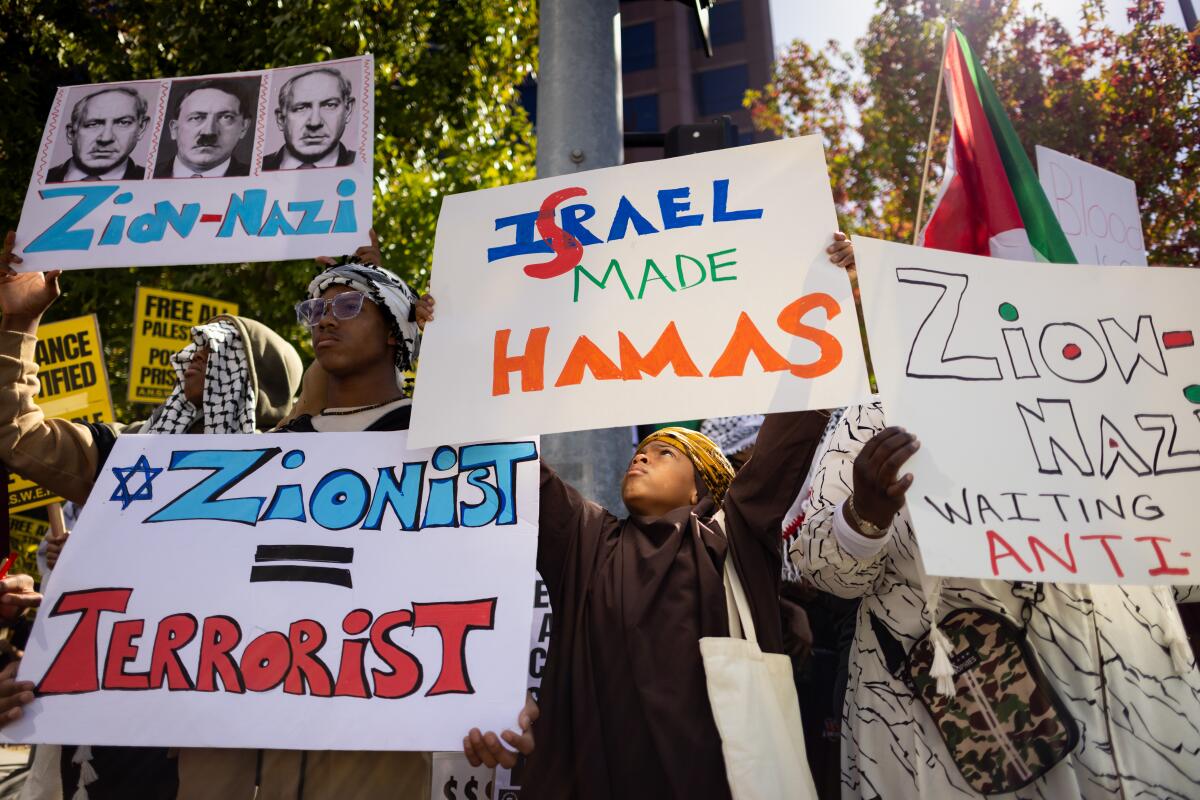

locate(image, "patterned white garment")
[[146, 319, 255, 434], [791, 402, 1200, 800]]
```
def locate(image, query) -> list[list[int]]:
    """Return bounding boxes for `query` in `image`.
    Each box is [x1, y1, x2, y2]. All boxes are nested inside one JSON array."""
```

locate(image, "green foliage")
[[746, 0, 1199, 265], [0, 0, 537, 417]]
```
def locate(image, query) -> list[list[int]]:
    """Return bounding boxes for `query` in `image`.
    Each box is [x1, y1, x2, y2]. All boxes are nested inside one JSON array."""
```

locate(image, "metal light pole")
[[536, 0, 631, 513]]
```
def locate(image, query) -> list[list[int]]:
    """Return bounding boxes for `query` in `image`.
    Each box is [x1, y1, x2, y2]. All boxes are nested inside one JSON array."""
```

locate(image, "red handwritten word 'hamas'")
[[36, 588, 496, 699]]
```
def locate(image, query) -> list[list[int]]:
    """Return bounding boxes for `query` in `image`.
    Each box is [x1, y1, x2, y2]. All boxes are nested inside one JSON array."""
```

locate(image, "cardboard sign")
[[128, 287, 238, 403], [1035, 146, 1146, 266], [13, 56, 374, 271], [3, 431, 540, 750], [8, 515, 49, 585], [855, 236, 1200, 584], [409, 136, 870, 447], [8, 315, 115, 513]]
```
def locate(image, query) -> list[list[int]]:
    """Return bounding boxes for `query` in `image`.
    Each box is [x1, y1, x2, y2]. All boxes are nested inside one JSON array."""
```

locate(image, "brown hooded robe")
[[524, 410, 829, 799]]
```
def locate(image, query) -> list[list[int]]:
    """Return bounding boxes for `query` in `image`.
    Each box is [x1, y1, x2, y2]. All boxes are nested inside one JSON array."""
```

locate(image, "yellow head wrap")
[[636, 427, 736, 504]]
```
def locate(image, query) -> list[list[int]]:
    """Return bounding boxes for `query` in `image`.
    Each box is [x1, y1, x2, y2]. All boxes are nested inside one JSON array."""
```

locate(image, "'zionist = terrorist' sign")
[[8, 314, 115, 513], [12, 56, 374, 271], [855, 237, 1200, 585], [2, 432, 540, 751], [409, 136, 871, 447]]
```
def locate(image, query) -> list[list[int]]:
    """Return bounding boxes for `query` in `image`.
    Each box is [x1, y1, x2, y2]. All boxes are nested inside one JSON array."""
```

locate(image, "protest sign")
[[8, 515, 49, 584], [2, 431, 540, 750], [1036, 146, 1146, 266], [13, 56, 373, 271], [8, 315, 115, 513], [855, 236, 1200, 584], [409, 136, 870, 447], [430, 752, 494, 800], [129, 286, 238, 403]]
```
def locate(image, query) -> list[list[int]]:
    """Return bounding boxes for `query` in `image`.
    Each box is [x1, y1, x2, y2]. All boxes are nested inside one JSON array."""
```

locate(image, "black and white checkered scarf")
[[307, 261, 421, 394], [145, 319, 255, 434]]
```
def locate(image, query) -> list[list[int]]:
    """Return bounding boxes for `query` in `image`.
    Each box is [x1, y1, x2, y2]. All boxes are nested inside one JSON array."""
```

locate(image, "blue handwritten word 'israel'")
[[142, 441, 538, 531], [24, 180, 359, 253], [486, 178, 764, 263]]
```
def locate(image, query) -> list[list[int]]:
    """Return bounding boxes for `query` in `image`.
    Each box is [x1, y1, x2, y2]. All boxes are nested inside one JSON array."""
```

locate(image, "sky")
[[768, 0, 1189, 52]]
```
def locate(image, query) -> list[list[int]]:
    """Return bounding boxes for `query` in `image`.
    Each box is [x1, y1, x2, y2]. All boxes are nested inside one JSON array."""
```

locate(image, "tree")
[[0, 0, 537, 416], [746, 0, 1199, 266]]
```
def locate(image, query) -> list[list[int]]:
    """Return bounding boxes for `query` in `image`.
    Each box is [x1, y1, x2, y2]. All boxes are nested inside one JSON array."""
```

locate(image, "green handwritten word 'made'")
[[573, 248, 739, 302]]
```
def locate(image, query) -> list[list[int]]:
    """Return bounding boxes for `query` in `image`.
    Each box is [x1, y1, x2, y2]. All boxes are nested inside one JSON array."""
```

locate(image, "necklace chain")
[[319, 396, 405, 417]]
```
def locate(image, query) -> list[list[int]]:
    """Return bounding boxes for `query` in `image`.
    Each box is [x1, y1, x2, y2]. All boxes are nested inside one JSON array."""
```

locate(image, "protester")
[[795, 413, 1200, 797], [181, 244, 533, 799], [0, 230, 305, 799], [473, 235, 852, 799]]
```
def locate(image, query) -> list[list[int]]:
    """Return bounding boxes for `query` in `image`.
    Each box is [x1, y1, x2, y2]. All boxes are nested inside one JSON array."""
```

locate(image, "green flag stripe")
[[954, 29, 1078, 264]]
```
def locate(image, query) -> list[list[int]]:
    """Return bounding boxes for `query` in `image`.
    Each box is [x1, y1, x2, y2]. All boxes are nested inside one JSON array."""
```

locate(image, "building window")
[[694, 64, 749, 116], [623, 94, 660, 132], [622, 22, 656, 73], [693, 0, 745, 49]]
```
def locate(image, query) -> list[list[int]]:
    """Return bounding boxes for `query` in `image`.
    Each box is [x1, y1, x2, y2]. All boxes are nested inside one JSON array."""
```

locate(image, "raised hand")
[[316, 228, 382, 268], [849, 426, 920, 534], [1, 231, 61, 332]]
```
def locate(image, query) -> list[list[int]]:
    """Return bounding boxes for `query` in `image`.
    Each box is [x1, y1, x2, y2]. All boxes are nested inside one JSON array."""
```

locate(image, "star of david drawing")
[[110, 455, 163, 510]]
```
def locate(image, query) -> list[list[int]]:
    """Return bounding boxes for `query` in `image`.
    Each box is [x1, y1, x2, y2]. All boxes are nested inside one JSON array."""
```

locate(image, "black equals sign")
[[250, 544, 354, 589]]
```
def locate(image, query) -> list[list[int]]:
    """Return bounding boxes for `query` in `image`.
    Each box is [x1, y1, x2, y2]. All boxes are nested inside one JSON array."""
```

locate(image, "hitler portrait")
[[153, 77, 259, 179]]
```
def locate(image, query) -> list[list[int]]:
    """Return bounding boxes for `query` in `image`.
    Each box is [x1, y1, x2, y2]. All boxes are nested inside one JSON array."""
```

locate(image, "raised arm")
[[721, 410, 834, 566], [790, 402, 905, 599], [0, 232, 102, 504], [537, 461, 617, 609]]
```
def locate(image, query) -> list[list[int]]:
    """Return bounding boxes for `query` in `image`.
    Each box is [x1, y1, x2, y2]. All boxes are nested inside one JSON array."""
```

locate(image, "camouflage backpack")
[[901, 603, 1080, 795]]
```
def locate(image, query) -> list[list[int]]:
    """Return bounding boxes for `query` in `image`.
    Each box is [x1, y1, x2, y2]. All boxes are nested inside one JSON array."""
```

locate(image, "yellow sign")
[[7, 514, 48, 584], [128, 287, 238, 404], [8, 314, 115, 513]]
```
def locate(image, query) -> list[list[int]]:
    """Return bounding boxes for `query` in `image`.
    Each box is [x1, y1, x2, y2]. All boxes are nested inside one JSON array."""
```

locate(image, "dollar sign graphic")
[[442, 776, 457, 800], [465, 776, 478, 800]]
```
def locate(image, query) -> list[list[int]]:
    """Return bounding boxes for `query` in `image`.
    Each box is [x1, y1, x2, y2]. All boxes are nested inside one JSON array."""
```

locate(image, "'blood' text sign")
[[855, 237, 1200, 585], [409, 136, 871, 447], [3, 431, 540, 750]]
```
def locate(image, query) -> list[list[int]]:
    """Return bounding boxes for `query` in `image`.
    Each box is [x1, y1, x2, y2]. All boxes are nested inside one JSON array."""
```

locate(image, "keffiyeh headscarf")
[[637, 427, 736, 504], [700, 415, 765, 460], [307, 261, 421, 395], [146, 319, 255, 434]]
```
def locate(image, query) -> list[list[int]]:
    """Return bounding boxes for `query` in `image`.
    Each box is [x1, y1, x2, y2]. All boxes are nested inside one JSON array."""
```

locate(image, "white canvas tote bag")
[[699, 511, 819, 800]]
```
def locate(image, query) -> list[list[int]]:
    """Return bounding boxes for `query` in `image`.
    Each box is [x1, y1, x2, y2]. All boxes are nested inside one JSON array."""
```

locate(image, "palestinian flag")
[[919, 28, 1077, 264]]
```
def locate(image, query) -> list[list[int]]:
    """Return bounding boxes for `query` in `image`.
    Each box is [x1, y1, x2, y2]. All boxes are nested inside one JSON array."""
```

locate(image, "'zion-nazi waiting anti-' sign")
[[12, 56, 373, 271], [409, 136, 871, 447], [855, 237, 1200, 585], [1, 432, 540, 751]]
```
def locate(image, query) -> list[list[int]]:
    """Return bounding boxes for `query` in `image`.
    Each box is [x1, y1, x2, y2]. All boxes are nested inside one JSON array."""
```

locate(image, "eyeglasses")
[[295, 291, 366, 327]]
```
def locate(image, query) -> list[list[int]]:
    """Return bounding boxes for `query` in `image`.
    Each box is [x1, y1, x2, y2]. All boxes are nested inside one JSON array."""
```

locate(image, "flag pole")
[[913, 25, 951, 244]]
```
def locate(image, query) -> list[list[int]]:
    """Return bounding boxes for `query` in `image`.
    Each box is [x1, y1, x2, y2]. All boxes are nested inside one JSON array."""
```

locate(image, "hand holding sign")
[[0, 663, 35, 728], [0, 232, 61, 334], [463, 692, 538, 769], [0, 574, 42, 617]]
